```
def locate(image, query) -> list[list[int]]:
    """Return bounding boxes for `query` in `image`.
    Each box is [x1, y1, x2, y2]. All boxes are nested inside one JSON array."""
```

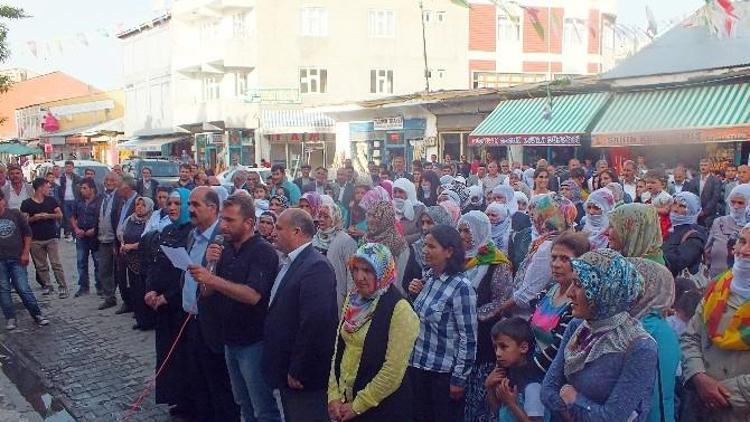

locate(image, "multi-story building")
[[0, 68, 38, 84], [168, 0, 470, 171], [468, 0, 617, 89]]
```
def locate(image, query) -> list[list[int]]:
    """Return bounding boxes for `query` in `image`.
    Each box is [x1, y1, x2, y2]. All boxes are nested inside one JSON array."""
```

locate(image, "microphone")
[[206, 234, 224, 274]]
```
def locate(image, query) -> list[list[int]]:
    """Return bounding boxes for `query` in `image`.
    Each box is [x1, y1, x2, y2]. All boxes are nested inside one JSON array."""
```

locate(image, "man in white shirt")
[[58, 161, 81, 241], [482, 161, 503, 198], [620, 160, 639, 201], [1, 165, 33, 210]]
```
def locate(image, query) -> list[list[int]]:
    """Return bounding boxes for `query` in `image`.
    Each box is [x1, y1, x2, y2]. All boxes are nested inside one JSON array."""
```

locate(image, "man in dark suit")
[[332, 168, 354, 208], [696, 158, 723, 228], [135, 166, 160, 200], [263, 209, 338, 422], [293, 164, 313, 190], [184, 186, 240, 421], [111, 176, 138, 314], [58, 160, 82, 240]]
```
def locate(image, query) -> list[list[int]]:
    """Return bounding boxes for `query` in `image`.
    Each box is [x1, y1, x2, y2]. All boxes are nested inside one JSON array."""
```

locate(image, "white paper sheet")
[[160, 245, 194, 271]]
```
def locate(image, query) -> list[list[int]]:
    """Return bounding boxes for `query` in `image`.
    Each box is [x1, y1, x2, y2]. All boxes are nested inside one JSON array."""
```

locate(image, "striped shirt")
[[409, 270, 478, 387]]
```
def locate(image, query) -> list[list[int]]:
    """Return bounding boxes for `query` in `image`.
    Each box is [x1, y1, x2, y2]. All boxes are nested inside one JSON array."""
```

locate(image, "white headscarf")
[[728, 184, 750, 226], [514, 191, 529, 212], [467, 185, 483, 207], [486, 202, 511, 253], [493, 184, 518, 215], [583, 188, 616, 249], [458, 210, 492, 258], [732, 223, 750, 300], [393, 178, 418, 221]]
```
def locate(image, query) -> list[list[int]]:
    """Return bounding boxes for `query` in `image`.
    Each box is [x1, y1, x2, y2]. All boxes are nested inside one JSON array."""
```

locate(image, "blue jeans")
[[0, 259, 42, 320], [76, 237, 100, 291], [225, 342, 281, 422], [63, 200, 77, 235]]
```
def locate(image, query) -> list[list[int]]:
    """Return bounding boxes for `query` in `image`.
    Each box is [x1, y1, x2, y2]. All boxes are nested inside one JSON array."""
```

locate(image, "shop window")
[[300, 7, 328, 37], [370, 69, 394, 94], [368, 10, 395, 38], [300, 68, 328, 94]]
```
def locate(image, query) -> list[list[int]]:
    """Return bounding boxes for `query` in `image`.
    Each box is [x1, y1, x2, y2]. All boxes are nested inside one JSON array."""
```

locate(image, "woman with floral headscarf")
[[560, 179, 585, 225], [581, 188, 615, 250], [541, 249, 658, 421], [314, 202, 357, 312], [457, 211, 513, 422], [403, 205, 454, 292], [628, 258, 680, 422], [680, 224, 750, 422], [299, 191, 322, 221], [364, 201, 409, 293], [608, 203, 665, 265], [663, 191, 708, 277], [142, 188, 194, 413], [499, 194, 577, 318], [118, 196, 156, 331], [269, 194, 289, 216], [327, 243, 419, 422], [706, 184, 750, 278], [257, 211, 277, 244], [393, 178, 426, 242]]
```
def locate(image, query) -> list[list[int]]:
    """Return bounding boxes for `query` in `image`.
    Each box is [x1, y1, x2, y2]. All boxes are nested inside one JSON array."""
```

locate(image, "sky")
[[2, 0, 705, 90]]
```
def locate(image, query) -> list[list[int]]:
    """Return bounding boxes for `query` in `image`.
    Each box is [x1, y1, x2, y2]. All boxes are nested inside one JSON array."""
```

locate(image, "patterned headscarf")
[[561, 179, 583, 205], [313, 202, 344, 252], [671, 191, 702, 227], [359, 186, 391, 212], [467, 185, 484, 207], [628, 257, 675, 320], [412, 206, 454, 269], [605, 182, 625, 206], [727, 183, 750, 226], [571, 249, 643, 321], [270, 194, 289, 210], [301, 192, 322, 220], [493, 184, 518, 214], [168, 188, 191, 226], [364, 201, 407, 257], [608, 204, 663, 259], [583, 188, 615, 249], [379, 180, 393, 198], [343, 243, 397, 333], [530, 193, 577, 236], [438, 200, 460, 226], [486, 203, 512, 253], [565, 249, 649, 377]]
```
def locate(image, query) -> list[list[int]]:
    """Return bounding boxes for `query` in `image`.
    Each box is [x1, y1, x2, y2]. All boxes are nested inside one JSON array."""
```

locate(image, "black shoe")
[[98, 299, 117, 310], [115, 304, 132, 315], [74, 289, 90, 298]]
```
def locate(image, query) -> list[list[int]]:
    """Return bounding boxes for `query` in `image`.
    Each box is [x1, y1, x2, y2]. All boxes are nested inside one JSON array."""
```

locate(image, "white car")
[[218, 166, 272, 187]]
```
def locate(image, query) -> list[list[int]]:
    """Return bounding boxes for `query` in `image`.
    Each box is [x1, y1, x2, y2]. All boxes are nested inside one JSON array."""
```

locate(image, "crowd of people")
[[0, 152, 748, 422]]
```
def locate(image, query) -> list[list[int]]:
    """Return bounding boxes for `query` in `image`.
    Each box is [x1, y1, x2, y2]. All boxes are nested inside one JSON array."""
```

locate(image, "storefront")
[[261, 109, 335, 174], [349, 117, 426, 167], [591, 82, 750, 171], [193, 129, 254, 173], [469, 92, 610, 165]]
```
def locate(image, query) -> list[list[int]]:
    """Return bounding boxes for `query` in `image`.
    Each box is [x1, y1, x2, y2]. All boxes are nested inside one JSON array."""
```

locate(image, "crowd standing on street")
[[1, 153, 750, 422]]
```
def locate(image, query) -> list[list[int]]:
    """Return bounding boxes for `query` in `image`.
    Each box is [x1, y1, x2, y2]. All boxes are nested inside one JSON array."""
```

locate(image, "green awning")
[[0, 143, 42, 156], [469, 92, 610, 146], [592, 82, 750, 147]]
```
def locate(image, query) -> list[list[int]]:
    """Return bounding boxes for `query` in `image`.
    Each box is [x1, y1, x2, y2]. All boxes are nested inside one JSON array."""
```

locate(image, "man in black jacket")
[[263, 208, 337, 422], [136, 166, 159, 200], [58, 160, 82, 240], [111, 176, 137, 314], [696, 158, 724, 228]]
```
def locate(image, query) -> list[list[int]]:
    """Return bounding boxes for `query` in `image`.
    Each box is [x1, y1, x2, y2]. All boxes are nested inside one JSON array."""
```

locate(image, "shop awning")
[[117, 136, 187, 153], [592, 83, 750, 147], [0, 143, 42, 156], [82, 118, 124, 138], [261, 109, 335, 135], [469, 92, 610, 146]]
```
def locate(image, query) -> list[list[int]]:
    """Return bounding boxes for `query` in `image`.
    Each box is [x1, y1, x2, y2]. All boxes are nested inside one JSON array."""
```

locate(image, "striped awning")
[[469, 92, 610, 146], [261, 109, 335, 135], [592, 83, 750, 147]]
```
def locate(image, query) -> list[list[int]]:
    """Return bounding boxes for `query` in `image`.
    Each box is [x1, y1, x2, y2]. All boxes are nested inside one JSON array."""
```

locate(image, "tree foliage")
[[0, 5, 28, 94]]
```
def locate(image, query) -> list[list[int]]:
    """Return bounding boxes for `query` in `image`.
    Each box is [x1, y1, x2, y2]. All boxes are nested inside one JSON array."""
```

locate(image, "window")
[[300, 7, 328, 37], [436, 11, 447, 23], [370, 69, 393, 94], [368, 10, 395, 38], [497, 15, 520, 42], [202, 75, 221, 101], [423, 10, 432, 23], [234, 72, 249, 96], [601, 19, 615, 55], [200, 20, 219, 42], [436, 69, 446, 78], [564, 18, 586, 49], [300, 68, 327, 94], [472, 72, 546, 89], [232, 12, 249, 38]]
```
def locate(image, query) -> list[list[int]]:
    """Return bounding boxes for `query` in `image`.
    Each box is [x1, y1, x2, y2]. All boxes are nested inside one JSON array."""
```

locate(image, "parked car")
[[34, 160, 111, 186], [122, 158, 181, 186], [217, 166, 271, 188]]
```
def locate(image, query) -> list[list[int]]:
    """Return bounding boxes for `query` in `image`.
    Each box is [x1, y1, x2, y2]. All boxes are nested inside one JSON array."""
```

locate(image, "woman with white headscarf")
[[581, 187, 615, 249], [663, 191, 708, 277], [485, 203, 512, 254], [393, 178, 425, 242], [313, 201, 357, 314], [706, 184, 750, 278], [457, 211, 513, 422], [463, 185, 484, 212]]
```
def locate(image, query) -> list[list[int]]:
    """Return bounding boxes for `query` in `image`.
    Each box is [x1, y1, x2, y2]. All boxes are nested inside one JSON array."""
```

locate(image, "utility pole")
[[419, 0, 431, 92]]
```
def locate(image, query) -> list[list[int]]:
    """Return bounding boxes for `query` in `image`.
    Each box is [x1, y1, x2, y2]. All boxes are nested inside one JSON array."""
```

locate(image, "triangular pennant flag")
[[645, 6, 658, 38], [523, 6, 545, 40], [450, 0, 471, 8]]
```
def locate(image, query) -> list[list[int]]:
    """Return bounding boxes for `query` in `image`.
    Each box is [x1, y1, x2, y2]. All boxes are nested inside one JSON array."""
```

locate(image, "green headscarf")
[[609, 203, 664, 264]]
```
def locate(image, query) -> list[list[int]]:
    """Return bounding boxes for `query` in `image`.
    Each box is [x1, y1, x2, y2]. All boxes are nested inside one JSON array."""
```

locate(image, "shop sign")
[[388, 133, 402, 143], [374, 116, 404, 131], [208, 133, 224, 144], [592, 126, 750, 147], [469, 134, 581, 146], [49, 100, 115, 117]]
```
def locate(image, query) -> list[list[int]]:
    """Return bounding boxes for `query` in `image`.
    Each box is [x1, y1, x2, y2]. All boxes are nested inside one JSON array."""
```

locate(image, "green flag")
[[450, 0, 471, 8]]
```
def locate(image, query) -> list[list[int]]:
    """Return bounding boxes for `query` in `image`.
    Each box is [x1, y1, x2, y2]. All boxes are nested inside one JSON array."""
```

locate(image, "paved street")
[[0, 240, 170, 421]]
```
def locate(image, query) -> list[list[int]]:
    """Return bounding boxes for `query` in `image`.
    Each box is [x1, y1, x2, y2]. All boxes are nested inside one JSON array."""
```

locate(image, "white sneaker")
[[34, 315, 49, 326], [5, 318, 17, 330]]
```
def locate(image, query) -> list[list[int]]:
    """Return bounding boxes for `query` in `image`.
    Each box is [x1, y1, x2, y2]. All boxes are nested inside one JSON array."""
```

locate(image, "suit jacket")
[[668, 180, 698, 196], [136, 178, 160, 199], [58, 173, 82, 203], [333, 182, 354, 207], [185, 221, 225, 354], [111, 193, 137, 244], [302, 181, 328, 194], [697, 175, 723, 224], [263, 244, 338, 390]]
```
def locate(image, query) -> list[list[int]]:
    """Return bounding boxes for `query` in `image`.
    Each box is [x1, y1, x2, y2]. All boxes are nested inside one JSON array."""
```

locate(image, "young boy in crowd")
[[485, 317, 545, 422], [642, 169, 669, 204], [253, 184, 270, 218], [651, 192, 674, 240]]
